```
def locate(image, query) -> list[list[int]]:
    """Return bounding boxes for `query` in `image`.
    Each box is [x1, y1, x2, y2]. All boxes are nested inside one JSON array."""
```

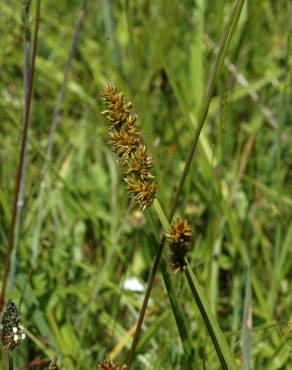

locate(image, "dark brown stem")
[[0, 0, 41, 312], [8, 350, 13, 370], [127, 0, 245, 366]]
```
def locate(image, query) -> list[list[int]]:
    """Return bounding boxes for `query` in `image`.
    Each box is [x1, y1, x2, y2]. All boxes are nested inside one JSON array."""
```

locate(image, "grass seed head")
[[127, 145, 154, 180], [97, 360, 130, 370], [125, 177, 157, 210], [0, 300, 26, 350], [48, 352, 59, 370], [102, 82, 133, 130], [165, 218, 192, 272], [102, 83, 158, 211], [109, 129, 140, 159]]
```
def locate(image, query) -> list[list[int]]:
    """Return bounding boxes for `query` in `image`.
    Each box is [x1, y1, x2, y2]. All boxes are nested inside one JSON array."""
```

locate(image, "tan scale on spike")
[[101, 83, 158, 211], [97, 359, 130, 370]]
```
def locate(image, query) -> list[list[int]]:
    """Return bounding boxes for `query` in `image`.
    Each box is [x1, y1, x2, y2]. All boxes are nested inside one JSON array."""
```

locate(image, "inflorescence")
[[165, 218, 192, 272], [0, 300, 26, 350], [102, 82, 157, 211], [48, 352, 59, 370], [97, 359, 130, 370]]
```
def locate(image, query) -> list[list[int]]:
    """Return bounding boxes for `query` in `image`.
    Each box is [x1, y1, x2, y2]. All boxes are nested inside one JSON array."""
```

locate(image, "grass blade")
[[185, 262, 238, 369]]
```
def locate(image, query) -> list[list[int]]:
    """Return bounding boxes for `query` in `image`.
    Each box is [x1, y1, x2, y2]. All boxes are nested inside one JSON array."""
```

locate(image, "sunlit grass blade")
[[185, 262, 238, 370]]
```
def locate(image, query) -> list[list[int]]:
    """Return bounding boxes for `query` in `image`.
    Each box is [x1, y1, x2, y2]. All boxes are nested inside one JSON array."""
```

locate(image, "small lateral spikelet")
[[165, 218, 192, 272], [0, 300, 26, 350], [48, 352, 58, 370], [101, 82, 157, 210], [97, 359, 130, 370]]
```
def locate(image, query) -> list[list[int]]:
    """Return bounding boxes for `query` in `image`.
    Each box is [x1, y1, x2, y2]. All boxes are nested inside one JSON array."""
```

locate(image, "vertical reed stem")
[[127, 0, 245, 366], [8, 351, 13, 370], [8, 0, 32, 293], [0, 0, 41, 312]]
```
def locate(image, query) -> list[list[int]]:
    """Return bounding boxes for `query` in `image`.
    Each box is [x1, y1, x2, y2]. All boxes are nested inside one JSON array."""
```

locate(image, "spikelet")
[[165, 218, 192, 272], [285, 318, 292, 339], [0, 301, 26, 350], [125, 176, 158, 211], [48, 352, 58, 370], [97, 359, 130, 370], [102, 83, 133, 130], [101, 82, 157, 210], [127, 145, 154, 180], [109, 128, 140, 159]]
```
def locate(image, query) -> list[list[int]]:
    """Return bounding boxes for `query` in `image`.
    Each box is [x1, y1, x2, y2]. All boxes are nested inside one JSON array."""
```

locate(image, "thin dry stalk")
[[9, 0, 33, 293], [0, 0, 41, 312]]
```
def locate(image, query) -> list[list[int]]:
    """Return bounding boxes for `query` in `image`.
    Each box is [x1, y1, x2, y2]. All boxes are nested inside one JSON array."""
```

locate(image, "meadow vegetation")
[[0, 0, 291, 369]]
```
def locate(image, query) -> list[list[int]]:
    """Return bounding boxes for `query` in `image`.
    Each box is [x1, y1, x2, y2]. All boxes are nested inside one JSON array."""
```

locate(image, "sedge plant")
[[100, 0, 246, 368]]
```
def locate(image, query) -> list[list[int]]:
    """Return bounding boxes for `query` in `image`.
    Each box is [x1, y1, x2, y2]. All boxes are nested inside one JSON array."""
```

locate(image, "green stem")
[[185, 264, 238, 370], [127, 237, 166, 366], [153, 199, 170, 231], [156, 200, 237, 369], [8, 351, 13, 370], [168, 0, 245, 221], [127, 0, 245, 366]]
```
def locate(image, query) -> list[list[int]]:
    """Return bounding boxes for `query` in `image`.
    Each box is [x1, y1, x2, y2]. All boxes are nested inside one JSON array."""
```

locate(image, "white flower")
[[123, 277, 144, 292]]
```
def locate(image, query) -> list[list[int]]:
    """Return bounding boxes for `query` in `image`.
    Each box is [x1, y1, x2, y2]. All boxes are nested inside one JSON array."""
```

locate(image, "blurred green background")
[[0, 0, 291, 369]]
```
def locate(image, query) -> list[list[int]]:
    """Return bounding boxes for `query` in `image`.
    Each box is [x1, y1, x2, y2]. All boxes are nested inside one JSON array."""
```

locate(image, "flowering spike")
[[125, 177, 158, 210], [165, 218, 192, 272], [101, 83, 157, 210], [0, 300, 25, 350], [97, 359, 130, 370], [127, 145, 154, 180], [48, 352, 59, 370]]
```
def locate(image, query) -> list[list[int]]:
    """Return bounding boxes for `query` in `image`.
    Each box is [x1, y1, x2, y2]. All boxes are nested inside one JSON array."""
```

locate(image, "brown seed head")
[[165, 218, 192, 272], [127, 145, 154, 180], [102, 82, 133, 130], [165, 218, 191, 245], [48, 352, 58, 370], [170, 249, 188, 272], [0, 301, 25, 350], [109, 129, 140, 159], [101, 82, 158, 211], [97, 360, 130, 370], [125, 177, 157, 210]]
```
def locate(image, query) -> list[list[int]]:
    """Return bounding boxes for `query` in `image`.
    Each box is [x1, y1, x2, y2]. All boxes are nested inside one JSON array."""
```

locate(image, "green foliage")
[[0, 0, 291, 369]]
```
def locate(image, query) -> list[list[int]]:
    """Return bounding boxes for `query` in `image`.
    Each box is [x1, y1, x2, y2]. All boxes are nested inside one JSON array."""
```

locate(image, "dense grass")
[[0, 0, 291, 369]]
